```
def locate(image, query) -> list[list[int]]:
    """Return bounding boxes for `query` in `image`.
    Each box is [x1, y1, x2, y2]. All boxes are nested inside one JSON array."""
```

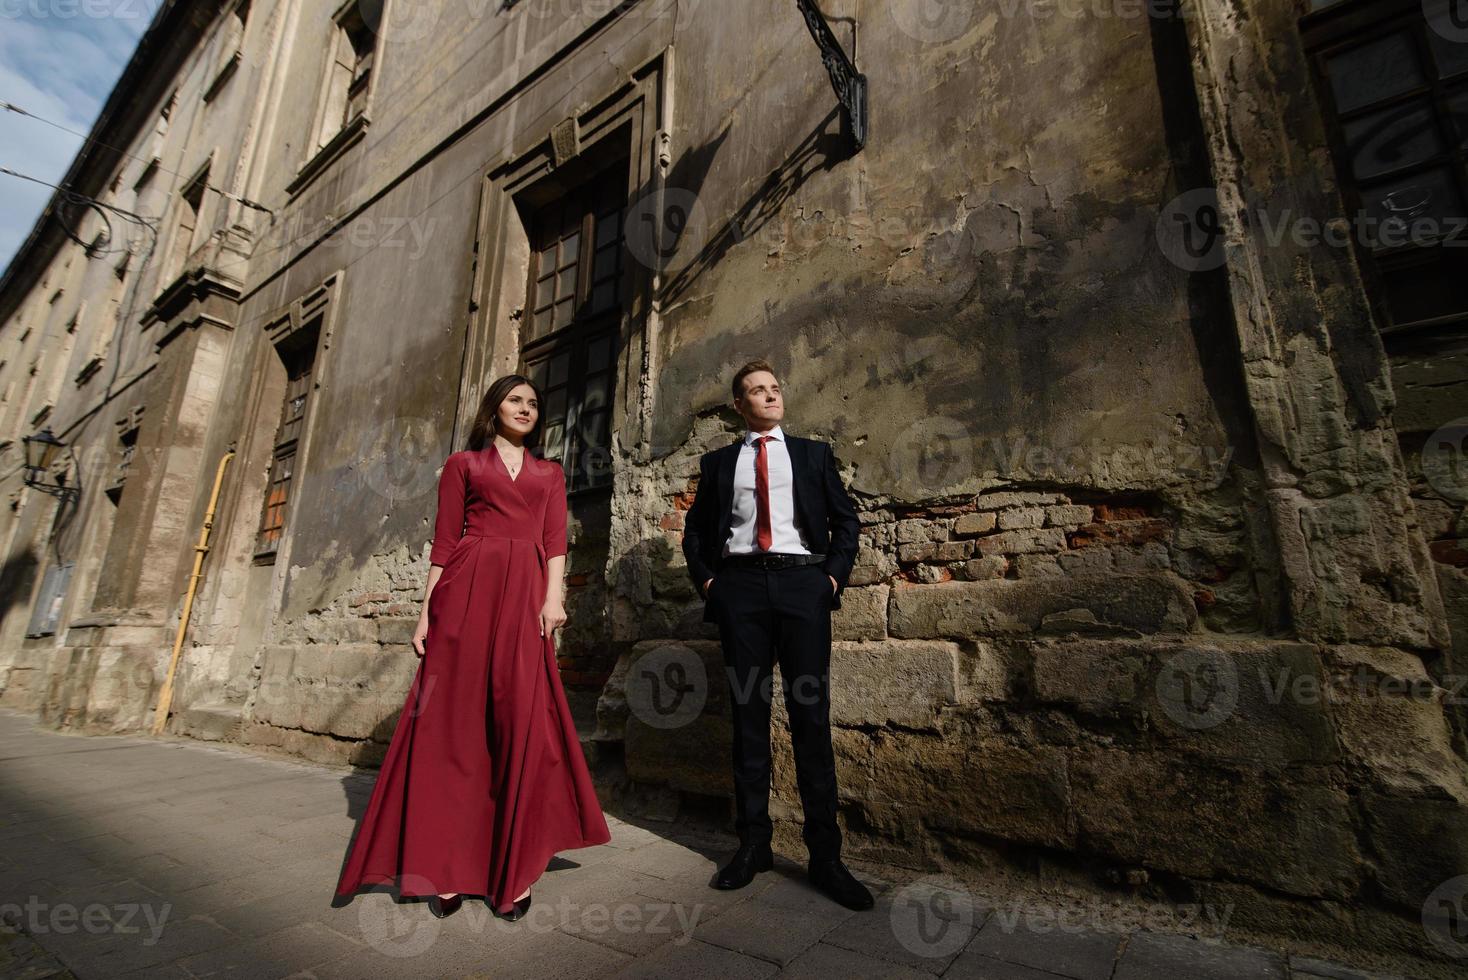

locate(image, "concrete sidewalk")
[[0, 709, 1415, 979]]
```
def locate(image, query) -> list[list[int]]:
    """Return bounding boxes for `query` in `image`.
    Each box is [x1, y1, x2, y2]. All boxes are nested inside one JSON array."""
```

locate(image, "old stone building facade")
[[1, 0, 1465, 970]]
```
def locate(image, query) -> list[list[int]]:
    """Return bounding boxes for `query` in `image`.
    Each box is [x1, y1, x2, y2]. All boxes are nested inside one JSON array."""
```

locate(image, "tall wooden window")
[[316, 1, 376, 152], [1302, 0, 1468, 338], [255, 323, 319, 560], [135, 92, 174, 193], [204, 0, 249, 101], [522, 159, 626, 492], [169, 167, 208, 284]]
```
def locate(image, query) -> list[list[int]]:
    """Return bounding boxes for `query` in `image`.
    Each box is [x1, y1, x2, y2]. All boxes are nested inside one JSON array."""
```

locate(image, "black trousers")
[[709, 560, 840, 862]]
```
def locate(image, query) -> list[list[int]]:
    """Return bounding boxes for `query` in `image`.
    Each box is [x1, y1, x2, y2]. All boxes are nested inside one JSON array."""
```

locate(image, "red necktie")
[[754, 435, 773, 551]]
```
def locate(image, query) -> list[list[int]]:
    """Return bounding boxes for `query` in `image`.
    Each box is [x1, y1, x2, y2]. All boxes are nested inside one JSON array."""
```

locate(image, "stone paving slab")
[[693, 895, 853, 966], [0, 921, 73, 980], [1114, 930, 1288, 980], [965, 912, 1123, 980], [0, 709, 1434, 979]]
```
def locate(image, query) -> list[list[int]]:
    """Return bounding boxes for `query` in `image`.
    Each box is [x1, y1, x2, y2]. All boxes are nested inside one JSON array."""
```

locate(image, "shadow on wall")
[[654, 106, 851, 311], [0, 552, 44, 640]]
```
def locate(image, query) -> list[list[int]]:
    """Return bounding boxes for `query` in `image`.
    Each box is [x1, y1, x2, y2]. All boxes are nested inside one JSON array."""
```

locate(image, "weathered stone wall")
[[1165, 0, 1468, 962], [590, 0, 1468, 969], [606, 476, 1467, 963]]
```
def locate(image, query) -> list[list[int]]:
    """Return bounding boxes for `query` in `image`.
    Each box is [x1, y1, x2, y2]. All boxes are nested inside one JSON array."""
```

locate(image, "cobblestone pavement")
[[0, 709, 1421, 979]]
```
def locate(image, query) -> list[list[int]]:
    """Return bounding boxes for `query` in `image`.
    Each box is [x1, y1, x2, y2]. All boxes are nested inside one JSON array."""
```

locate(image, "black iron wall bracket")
[[796, 0, 868, 151]]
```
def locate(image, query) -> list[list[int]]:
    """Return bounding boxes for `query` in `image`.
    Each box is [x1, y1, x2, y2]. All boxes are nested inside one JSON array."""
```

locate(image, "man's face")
[[735, 370, 784, 429]]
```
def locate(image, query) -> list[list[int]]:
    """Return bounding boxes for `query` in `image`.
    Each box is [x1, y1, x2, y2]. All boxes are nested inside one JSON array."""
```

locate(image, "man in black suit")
[[681, 359, 872, 911]]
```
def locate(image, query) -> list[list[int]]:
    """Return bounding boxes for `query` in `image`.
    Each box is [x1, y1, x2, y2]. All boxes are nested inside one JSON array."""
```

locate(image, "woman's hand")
[[540, 599, 567, 638], [412, 613, 429, 658]]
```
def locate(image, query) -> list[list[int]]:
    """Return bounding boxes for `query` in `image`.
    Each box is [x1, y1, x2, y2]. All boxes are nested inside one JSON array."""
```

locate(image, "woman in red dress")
[[335, 374, 611, 919]]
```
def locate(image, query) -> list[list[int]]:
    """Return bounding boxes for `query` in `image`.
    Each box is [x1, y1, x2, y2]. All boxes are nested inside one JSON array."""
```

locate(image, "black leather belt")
[[721, 552, 826, 569]]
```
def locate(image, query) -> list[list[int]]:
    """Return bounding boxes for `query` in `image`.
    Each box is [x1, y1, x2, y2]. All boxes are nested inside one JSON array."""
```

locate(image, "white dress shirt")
[[723, 425, 812, 556]]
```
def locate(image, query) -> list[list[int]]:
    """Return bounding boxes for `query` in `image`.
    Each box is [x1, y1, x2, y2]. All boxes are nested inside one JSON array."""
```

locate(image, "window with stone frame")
[[107, 407, 144, 504], [167, 166, 209, 285], [520, 158, 627, 493], [204, 0, 250, 102], [1301, 0, 1468, 338], [315, 0, 377, 153], [136, 91, 176, 192], [254, 323, 319, 561]]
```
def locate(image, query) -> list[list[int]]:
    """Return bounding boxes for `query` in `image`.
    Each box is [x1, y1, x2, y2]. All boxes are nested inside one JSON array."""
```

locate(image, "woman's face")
[[496, 383, 539, 439]]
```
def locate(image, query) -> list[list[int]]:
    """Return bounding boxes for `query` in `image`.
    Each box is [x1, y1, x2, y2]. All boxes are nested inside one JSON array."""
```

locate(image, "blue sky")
[[1, 1, 156, 277]]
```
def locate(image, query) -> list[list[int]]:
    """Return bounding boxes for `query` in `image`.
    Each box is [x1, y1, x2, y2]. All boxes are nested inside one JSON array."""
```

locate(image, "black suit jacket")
[[681, 434, 861, 624]]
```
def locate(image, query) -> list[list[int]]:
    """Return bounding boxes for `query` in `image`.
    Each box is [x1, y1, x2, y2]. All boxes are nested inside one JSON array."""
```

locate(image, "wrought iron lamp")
[[22, 428, 80, 501], [797, 0, 867, 151]]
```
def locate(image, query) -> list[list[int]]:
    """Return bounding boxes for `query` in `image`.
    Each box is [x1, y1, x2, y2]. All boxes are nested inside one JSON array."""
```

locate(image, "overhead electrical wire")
[[2, 100, 273, 214]]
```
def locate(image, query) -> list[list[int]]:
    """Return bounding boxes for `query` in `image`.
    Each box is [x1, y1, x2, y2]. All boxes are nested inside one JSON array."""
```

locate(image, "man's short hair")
[[732, 359, 778, 401]]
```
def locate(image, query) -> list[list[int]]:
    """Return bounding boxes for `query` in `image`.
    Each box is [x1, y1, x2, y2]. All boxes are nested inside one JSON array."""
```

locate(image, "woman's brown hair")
[[465, 373, 545, 453]]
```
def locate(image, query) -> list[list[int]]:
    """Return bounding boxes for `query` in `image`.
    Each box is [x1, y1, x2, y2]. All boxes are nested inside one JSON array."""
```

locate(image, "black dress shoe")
[[808, 859, 874, 911], [494, 890, 532, 921], [713, 842, 774, 890], [427, 893, 462, 918]]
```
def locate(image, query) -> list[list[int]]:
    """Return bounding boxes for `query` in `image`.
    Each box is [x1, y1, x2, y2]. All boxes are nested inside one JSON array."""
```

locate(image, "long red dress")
[[335, 443, 610, 912]]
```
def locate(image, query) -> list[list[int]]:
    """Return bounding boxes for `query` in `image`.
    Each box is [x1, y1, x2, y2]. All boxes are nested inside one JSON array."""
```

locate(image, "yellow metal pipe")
[[150, 449, 235, 735]]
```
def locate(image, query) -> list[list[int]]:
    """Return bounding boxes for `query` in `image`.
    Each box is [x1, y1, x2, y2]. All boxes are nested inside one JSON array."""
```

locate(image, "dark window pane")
[[596, 208, 621, 247], [536, 274, 555, 310], [557, 265, 577, 300], [584, 372, 610, 412], [1448, 88, 1468, 145], [553, 297, 575, 329], [1343, 101, 1444, 179], [590, 280, 616, 313], [587, 334, 611, 372], [574, 408, 591, 440], [581, 443, 612, 486], [543, 420, 565, 460], [593, 245, 618, 282], [549, 350, 571, 387], [580, 411, 611, 474], [561, 231, 580, 265], [533, 308, 553, 338], [1426, 1, 1468, 78], [1328, 33, 1426, 113], [1360, 167, 1466, 248], [1378, 248, 1468, 326], [539, 242, 558, 272], [547, 386, 568, 419]]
